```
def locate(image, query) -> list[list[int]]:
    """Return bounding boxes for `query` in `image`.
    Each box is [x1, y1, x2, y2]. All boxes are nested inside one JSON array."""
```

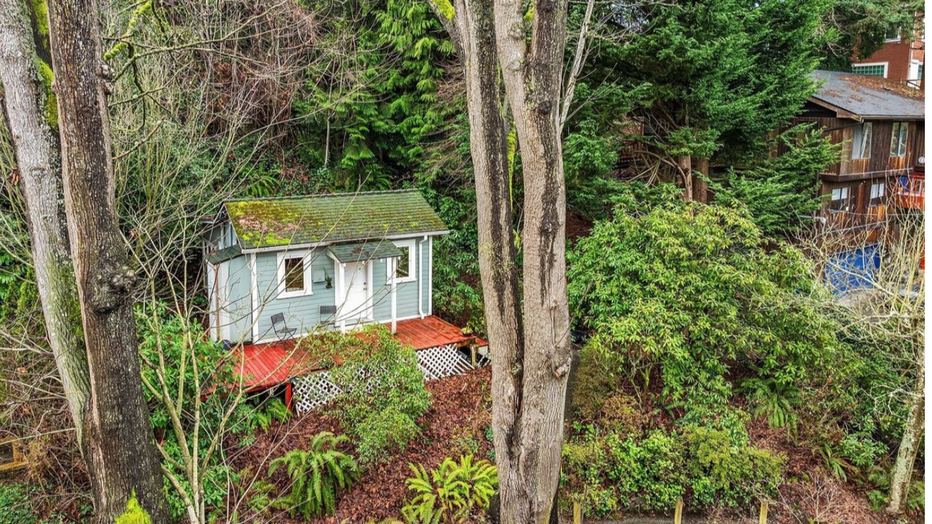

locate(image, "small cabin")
[[203, 190, 449, 344]]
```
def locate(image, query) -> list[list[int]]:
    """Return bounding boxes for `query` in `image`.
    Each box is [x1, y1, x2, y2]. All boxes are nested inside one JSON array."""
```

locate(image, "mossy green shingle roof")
[[223, 190, 448, 250]]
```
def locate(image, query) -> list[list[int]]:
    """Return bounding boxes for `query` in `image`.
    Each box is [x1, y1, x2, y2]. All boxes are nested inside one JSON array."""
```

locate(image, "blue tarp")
[[825, 244, 882, 294]]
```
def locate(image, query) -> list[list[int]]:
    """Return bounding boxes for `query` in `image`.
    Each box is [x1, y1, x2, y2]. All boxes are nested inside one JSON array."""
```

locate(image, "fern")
[[268, 432, 358, 519], [739, 377, 799, 431], [818, 443, 852, 483], [401, 455, 498, 524]]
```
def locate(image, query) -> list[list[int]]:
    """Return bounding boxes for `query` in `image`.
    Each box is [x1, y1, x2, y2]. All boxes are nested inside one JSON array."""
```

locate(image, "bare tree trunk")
[[427, 0, 571, 521], [494, 0, 573, 521], [887, 337, 924, 515], [46, 0, 169, 521], [678, 154, 693, 202], [0, 0, 90, 444], [693, 157, 709, 204]]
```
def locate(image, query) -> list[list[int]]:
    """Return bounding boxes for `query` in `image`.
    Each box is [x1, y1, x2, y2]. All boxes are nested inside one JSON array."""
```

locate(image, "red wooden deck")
[[232, 316, 483, 390]]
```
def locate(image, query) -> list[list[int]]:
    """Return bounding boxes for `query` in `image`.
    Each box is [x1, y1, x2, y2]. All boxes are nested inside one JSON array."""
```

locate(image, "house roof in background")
[[206, 244, 242, 264], [222, 189, 449, 250], [809, 70, 925, 120], [329, 241, 404, 263]]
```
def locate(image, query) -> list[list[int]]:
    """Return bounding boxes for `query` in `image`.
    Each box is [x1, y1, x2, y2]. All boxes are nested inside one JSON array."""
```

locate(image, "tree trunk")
[[678, 154, 693, 202], [0, 0, 90, 444], [693, 157, 709, 204], [426, 0, 571, 521], [886, 341, 924, 515], [493, 0, 573, 521], [46, 1, 169, 521]]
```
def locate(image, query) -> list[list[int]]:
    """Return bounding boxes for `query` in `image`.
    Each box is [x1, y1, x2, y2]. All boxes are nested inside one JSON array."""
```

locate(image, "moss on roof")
[[224, 190, 448, 249]]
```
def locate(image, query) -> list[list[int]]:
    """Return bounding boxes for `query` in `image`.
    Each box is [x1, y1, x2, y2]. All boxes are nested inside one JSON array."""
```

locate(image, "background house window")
[[829, 186, 850, 212], [852, 64, 887, 77], [284, 257, 305, 292], [390, 239, 416, 283], [851, 123, 872, 159], [869, 181, 886, 207], [890, 122, 908, 157]]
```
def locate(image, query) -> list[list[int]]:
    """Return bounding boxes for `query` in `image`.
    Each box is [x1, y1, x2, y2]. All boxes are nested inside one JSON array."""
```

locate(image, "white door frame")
[[335, 258, 373, 329]]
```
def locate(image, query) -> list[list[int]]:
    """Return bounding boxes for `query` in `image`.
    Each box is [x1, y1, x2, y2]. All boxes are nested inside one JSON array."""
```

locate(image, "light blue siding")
[[421, 237, 431, 315], [253, 248, 336, 341], [214, 235, 438, 343], [226, 256, 252, 342], [371, 243, 420, 322]]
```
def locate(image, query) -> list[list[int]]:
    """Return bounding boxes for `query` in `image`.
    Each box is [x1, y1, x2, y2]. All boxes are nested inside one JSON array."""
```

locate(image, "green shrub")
[[683, 426, 784, 507], [561, 425, 785, 513], [0, 482, 36, 524], [401, 455, 498, 524], [328, 325, 431, 463], [569, 339, 616, 422], [613, 430, 686, 510], [114, 492, 152, 524], [568, 203, 840, 413], [268, 432, 358, 519]]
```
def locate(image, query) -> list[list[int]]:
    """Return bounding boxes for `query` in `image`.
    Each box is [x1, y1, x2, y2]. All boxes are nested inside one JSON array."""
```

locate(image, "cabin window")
[[869, 181, 886, 207], [829, 186, 851, 212], [278, 252, 311, 297], [389, 239, 417, 283], [851, 123, 872, 160], [852, 63, 887, 77], [284, 258, 304, 291], [890, 122, 908, 157]]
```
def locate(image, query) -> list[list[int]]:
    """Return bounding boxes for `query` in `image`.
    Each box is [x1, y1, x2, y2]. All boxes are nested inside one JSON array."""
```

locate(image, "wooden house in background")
[[787, 70, 925, 232], [786, 70, 924, 291]]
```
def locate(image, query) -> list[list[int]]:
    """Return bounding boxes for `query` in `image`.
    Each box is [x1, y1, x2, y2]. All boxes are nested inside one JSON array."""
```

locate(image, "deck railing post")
[[674, 497, 683, 524]]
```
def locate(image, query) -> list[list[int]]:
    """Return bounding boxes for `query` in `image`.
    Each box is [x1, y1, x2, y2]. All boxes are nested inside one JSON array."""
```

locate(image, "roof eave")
[[807, 96, 863, 121], [239, 230, 452, 254]]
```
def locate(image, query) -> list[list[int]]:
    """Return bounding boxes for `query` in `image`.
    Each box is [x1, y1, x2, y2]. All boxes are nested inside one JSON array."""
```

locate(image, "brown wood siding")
[[785, 116, 924, 179]]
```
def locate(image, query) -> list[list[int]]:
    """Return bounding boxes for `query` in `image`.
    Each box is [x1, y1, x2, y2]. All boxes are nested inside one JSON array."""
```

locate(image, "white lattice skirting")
[[291, 344, 490, 415]]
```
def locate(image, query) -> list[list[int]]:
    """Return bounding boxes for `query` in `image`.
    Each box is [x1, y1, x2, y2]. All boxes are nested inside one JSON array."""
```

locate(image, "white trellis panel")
[[292, 371, 339, 414], [291, 343, 490, 415]]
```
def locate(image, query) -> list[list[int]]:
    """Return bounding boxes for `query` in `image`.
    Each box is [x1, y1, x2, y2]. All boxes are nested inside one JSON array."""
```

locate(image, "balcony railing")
[[894, 168, 925, 210]]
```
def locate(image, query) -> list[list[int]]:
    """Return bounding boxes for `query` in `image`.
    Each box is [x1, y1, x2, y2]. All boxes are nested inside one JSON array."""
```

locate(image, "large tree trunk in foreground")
[[0, 0, 90, 444], [427, 0, 571, 521], [493, 0, 573, 520], [886, 341, 924, 515], [46, 1, 168, 521]]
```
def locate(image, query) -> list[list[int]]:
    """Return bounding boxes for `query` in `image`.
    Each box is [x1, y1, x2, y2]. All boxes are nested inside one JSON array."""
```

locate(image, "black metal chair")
[[271, 313, 297, 340]]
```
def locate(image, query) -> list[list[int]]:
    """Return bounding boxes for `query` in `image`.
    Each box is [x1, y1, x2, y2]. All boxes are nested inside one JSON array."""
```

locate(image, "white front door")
[[340, 260, 371, 324]]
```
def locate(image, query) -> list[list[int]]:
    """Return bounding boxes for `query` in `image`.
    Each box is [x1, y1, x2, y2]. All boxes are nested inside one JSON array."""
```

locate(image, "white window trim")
[[388, 238, 417, 283], [851, 122, 873, 160], [852, 62, 888, 78], [829, 187, 850, 213], [890, 122, 909, 157], [277, 250, 313, 298], [869, 182, 886, 207]]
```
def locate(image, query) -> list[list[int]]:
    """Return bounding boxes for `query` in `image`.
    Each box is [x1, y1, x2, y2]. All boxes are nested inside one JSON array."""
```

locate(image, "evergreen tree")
[[597, 0, 829, 200], [294, 0, 457, 189], [819, 0, 923, 70]]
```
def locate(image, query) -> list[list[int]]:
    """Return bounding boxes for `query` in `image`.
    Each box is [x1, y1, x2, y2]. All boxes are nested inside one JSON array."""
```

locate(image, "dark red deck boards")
[[233, 316, 483, 390], [393, 316, 474, 350]]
